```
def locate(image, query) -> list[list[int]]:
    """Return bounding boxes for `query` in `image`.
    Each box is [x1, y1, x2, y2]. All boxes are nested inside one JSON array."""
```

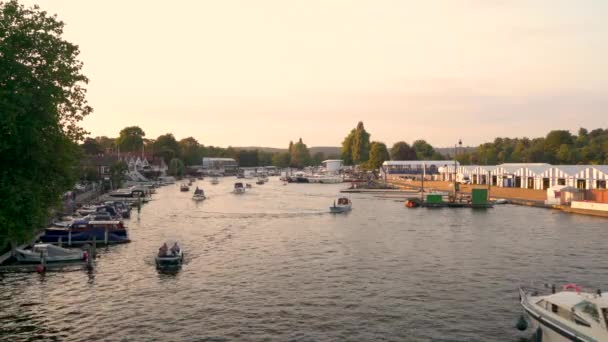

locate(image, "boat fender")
[[515, 315, 528, 331], [83, 251, 89, 261], [534, 327, 542, 342], [35, 265, 45, 273]]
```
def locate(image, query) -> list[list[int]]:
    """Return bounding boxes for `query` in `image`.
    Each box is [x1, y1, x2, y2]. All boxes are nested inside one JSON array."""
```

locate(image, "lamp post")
[[453, 139, 462, 199]]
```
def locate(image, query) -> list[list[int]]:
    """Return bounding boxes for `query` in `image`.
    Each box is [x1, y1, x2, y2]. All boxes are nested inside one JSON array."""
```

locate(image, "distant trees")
[[168, 158, 185, 177], [412, 140, 444, 160], [179, 137, 202, 166], [455, 128, 608, 165], [81, 138, 102, 155], [272, 152, 291, 168], [312, 152, 326, 166], [390, 141, 417, 160], [116, 126, 145, 152], [341, 121, 371, 165]]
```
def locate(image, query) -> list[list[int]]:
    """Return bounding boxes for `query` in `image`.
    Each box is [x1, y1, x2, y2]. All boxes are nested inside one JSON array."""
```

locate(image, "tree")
[[153, 133, 180, 164], [168, 158, 185, 178], [351, 121, 371, 164], [116, 126, 145, 152], [390, 142, 417, 160], [272, 152, 291, 168], [290, 138, 311, 168], [0, 1, 92, 245], [179, 137, 201, 166], [257, 150, 273, 166], [109, 161, 127, 189], [312, 152, 326, 166], [237, 149, 259, 167], [95, 136, 115, 152], [340, 133, 354, 165], [412, 140, 437, 160], [367, 141, 390, 169], [81, 137, 102, 155]]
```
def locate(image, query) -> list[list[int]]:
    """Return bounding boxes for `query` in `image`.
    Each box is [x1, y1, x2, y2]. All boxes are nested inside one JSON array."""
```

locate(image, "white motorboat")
[[192, 187, 206, 201], [233, 182, 246, 194], [519, 284, 608, 341], [155, 242, 183, 268], [15, 244, 85, 263], [330, 197, 352, 213], [210, 177, 219, 185]]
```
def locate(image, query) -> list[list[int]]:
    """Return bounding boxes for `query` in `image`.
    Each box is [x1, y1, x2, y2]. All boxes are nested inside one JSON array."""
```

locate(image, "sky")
[[23, 0, 608, 148]]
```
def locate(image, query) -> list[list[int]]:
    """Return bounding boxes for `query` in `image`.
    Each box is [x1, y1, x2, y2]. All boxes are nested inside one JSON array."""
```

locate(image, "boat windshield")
[[574, 300, 600, 323]]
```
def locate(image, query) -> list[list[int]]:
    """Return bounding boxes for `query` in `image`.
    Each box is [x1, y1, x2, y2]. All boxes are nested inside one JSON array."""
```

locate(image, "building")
[[202, 157, 238, 175], [321, 160, 343, 174], [439, 163, 608, 190], [382, 160, 457, 178]]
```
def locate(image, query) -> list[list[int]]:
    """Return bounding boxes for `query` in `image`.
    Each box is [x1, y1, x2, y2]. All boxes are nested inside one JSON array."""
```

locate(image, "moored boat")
[[330, 197, 352, 213], [15, 244, 85, 263], [518, 283, 608, 341], [41, 220, 130, 245]]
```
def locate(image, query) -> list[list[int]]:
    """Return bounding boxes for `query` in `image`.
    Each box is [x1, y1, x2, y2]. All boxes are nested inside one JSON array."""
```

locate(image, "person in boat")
[[170, 242, 180, 255], [158, 243, 168, 257]]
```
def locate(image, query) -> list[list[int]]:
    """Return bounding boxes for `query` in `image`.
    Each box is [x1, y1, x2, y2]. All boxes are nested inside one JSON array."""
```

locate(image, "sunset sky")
[[25, 0, 608, 148]]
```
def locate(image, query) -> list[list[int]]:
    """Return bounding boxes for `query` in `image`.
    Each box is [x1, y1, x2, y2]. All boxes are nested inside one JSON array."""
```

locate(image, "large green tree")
[[179, 137, 202, 166], [390, 141, 417, 160], [116, 126, 145, 152], [153, 133, 180, 164], [0, 1, 92, 246], [272, 152, 291, 168], [367, 141, 390, 169], [81, 137, 102, 155], [290, 138, 311, 168], [341, 121, 371, 165]]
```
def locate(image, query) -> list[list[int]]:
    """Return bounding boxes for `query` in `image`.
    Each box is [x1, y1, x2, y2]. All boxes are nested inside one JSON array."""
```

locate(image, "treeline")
[[81, 126, 338, 168], [455, 128, 608, 165], [339, 121, 446, 169]]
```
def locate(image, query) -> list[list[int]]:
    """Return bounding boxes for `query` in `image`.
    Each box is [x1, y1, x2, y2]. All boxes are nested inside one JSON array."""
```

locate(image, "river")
[[1, 178, 607, 341]]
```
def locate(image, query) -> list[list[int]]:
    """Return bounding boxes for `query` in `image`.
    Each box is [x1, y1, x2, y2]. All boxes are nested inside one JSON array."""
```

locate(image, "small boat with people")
[[180, 183, 190, 192], [192, 187, 206, 201], [330, 197, 352, 213], [256, 178, 265, 185], [233, 182, 246, 194], [156, 241, 183, 268], [210, 177, 219, 185], [518, 283, 608, 341], [15, 243, 86, 263]]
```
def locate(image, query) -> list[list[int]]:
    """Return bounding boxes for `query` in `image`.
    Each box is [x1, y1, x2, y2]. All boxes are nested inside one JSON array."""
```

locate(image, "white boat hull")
[[330, 204, 351, 213]]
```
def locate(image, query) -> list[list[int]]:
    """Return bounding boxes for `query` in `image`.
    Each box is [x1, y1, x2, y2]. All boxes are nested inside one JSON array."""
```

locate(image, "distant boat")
[[15, 243, 85, 263], [192, 187, 206, 201], [180, 183, 190, 192], [210, 177, 219, 185], [256, 178, 265, 185], [330, 197, 352, 213], [233, 182, 246, 194]]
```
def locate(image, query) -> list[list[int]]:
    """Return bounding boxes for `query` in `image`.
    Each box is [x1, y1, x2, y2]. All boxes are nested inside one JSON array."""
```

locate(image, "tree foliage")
[[168, 158, 185, 177], [367, 141, 390, 170], [290, 138, 311, 168], [179, 137, 201, 166], [81, 137, 102, 155], [456, 128, 608, 165], [116, 126, 145, 152], [272, 152, 291, 168], [0, 1, 91, 244], [341, 121, 371, 165], [390, 141, 417, 160], [153, 133, 180, 164]]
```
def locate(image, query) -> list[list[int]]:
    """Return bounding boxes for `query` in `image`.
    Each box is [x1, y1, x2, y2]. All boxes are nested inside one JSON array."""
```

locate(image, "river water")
[[1, 178, 607, 341]]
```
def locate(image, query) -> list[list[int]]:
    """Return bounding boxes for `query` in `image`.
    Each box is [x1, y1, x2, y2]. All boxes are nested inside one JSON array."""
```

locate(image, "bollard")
[[104, 227, 108, 245], [68, 230, 72, 246], [58, 237, 62, 248]]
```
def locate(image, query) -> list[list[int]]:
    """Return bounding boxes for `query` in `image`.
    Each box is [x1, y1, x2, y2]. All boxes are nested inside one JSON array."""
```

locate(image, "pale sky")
[[25, 0, 608, 148]]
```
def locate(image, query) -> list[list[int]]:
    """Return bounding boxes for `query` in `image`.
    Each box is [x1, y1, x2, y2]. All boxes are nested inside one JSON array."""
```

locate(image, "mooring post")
[[104, 227, 108, 245], [92, 236, 97, 259], [68, 230, 72, 246], [58, 237, 62, 248]]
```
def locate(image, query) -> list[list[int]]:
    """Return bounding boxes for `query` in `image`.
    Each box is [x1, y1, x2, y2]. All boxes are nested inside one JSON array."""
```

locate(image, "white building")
[[321, 160, 343, 174], [440, 163, 608, 190], [383, 160, 457, 178]]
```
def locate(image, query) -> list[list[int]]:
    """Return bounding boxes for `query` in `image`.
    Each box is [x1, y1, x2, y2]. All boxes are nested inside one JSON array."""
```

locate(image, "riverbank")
[[387, 178, 608, 218]]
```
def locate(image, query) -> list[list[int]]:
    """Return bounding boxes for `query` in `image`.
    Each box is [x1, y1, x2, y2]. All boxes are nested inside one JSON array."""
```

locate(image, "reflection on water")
[[1, 178, 607, 341]]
